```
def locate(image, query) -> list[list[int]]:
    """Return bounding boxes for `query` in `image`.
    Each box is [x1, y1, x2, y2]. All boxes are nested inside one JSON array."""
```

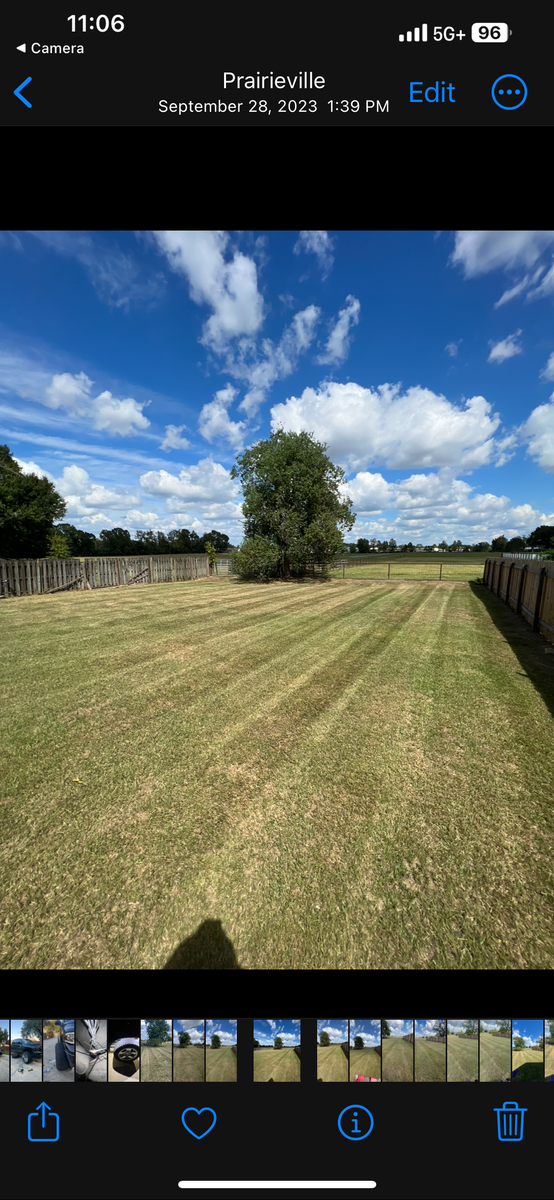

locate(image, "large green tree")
[[21, 1018, 43, 1040], [496, 1019, 511, 1034], [145, 1019, 171, 1044], [230, 430, 355, 580], [274, 1036, 283, 1049], [432, 1020, 447, 1038], [463, 1019, 478, 1035], [382, 1021, 391, 1039], [354, 1035, 364, 1049], [319, 1030, 331, 1046], [513, 1036, 526, 1051], [178, 1030, 192, 1046], [211, 1034, 221, 1048], [527, 524, 554, 550], [0, 445, 67, 558], [56, 523, 98, 556]]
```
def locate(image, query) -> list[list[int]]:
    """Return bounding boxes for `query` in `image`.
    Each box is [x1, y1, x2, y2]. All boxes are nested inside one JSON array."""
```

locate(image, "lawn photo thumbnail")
[[512, 1019, 544, 1082], [206, 1020, 237, 1082], [414, 1020, 446, 1082], [254, 1020, 300, 1082], [317, 1019, 348, 1082], [381, 1020, 414, 1082], [349, 1019, 381, 1081], [141, 1020, 172, 1082], [173, 1020, 205, 1082], [479, 1019, 511, 1082], [447, 1020, 478, 1081]]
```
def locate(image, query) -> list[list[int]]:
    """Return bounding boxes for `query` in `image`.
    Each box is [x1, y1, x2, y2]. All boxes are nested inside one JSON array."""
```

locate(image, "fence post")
[[148, 557, 153, 584], [343, 561, 345, 578], [516, 564, 527, 615], [505, 562, 514, 607], [533, 567, 547, 632], [439, 562, 443, 581], [387, 562, 390, 580]]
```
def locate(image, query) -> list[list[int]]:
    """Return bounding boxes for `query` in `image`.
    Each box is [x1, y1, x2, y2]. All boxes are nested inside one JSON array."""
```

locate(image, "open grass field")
[[330, 553, 490, 583], [173, 1045, 204, 1082], [141, 1043, 172, 1082], [206, 1047, 237, 1081], [317, 1045, 348, 1082], [479, 1033, 511, 1082], [350, 1048, 381, 1079], [414, 1040, 446, 1082], [1, 574, 554, 970], [512, 1048, 543, 1070], [447, 1036, 478, 1081], [382, 1037, 413, 1081], [545, 1043, 554, 1078], [254, 1049, 300, 1082]]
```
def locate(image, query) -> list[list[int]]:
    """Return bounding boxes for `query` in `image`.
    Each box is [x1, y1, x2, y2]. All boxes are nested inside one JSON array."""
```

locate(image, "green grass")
[[1, 575, 554, 969], [317, 1045, 348, 1082], [173, 1046, 204, 1082], [545, 1043, 554, 1079], [350, 1048, 381, 1079], [141, 1043, 172, 1082], [254, 1049, 300, 1082], [206, 1047, 237, 1082], [447, 1036, 478, 1081], [414, 1040, 446, 1082], [512, 1048, 543, 1070], [381, 1037, 413, 1081], [329, 552, 491, 583], [479, 1033, 511, 1081]]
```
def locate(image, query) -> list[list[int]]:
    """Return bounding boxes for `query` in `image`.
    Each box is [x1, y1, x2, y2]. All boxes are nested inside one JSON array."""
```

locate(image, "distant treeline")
[[51, 524, 233, 558], [343, 530, 554, 555]]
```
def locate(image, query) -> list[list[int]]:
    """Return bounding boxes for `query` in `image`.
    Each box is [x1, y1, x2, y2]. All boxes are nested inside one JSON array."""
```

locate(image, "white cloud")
[[271, 380, 502, 472], [43, 372, 151, 436], [445, 341, 461, 357], [235, 304, 321, 416], [152, 230, 264, 352], [293, 230, 335, 278], [198, 383, 246, 449], [449, 231, 554, 308], [140, 456, 240, 505], [520, 395, 554, 471], [14, 459, 139, 516], [539, 352, 554, 382], [315, 295, 360, 365], [159, 424, 190, 451], [14, 457, 52, 479], [487, 330, 523, 364], [26, 230, 166, 310]]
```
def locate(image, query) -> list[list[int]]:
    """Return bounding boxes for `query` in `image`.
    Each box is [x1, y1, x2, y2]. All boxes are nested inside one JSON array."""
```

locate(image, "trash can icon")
[[494, 1100, 526, 1141]]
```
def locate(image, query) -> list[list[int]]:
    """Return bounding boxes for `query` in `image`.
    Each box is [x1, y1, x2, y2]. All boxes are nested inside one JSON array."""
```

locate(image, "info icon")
[[338, 1105, 374, 1140], [491, 74, 527, 108]]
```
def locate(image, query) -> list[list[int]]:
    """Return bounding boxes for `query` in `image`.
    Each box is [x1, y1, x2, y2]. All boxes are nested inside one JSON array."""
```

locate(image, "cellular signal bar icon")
[[399, 24, 428, 41]]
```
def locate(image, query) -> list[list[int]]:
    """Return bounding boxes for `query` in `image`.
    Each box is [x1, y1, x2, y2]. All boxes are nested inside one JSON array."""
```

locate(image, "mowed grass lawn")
[[173, 1046, 204, 1082], [544, 1043, 554, 1078], [317, 1045, 348, 1082], [382, 1037, 413, 1081], [141, 1043, 172, 1082], [479, 1033, 511, 1081], [414, 1040, 446, 1082], [1, 575, 554, 970], [447, 1037, 478, 1081], [206, 1047, 237, 1082], [254, 1049, 300, 1082], [512, 1048, 543, 1070], [350, 1048, 381, 1079], [330, 554, 487, 583]]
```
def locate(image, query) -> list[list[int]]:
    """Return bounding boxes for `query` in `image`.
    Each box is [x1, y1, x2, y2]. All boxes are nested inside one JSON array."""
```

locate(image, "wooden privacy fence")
[[0, 554, 221, 597], [483, 557, 554, 646]]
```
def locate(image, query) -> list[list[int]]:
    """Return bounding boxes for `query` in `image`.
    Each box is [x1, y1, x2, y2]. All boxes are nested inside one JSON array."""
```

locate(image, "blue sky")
[[415, 1020, 445, 1038], [206, 1019, 237, 1046], [2, 230, 554, 547], [512, 1019, 544, 1047], [384, 1019, 413, 1038], [317, 1019, 348, 1044], [10, 1020, 40, 1041], [254, 1019, 300, 1046], [173, 1019, 204, 1045], [140, 1019, 172, 1041], [350, 1019, 381, 1047]]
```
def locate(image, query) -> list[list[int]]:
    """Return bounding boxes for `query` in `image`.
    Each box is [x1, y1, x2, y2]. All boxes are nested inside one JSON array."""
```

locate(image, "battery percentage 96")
[[471, 23, 510, 42]]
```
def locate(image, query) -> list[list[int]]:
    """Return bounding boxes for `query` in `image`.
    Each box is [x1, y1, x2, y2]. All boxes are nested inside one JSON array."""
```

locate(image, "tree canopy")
[[432, 1020, 447, 1038], [274, 1036, 283, 1049], [145, 1019, 171, 1044], [0, 445, 66, 558], [21, 1018, 43, 1040], [230, 429, 355, 580], [211, 1034, 221, 1048], [354, 1035, 364, 1049], [382, 1020, 391, 1038], [319, 1030, 331, 1046], [178, 1031, 192, 1046], [527, 524, 554, 550]]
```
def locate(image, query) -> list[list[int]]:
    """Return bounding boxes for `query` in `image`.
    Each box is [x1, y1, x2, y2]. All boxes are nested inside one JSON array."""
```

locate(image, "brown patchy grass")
[[1, 576, 554, 969], [141, 1043, 172, 1082], [173, 1045, 204, 1082]]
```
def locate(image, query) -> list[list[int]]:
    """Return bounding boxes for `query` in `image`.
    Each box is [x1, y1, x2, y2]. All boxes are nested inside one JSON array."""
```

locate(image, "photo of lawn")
[[479, 1021, 511, 1082], [141, 1020, 173, 1082], [255, 1020, 300, 1082], [545, 1023, 554, 1080], [2, 574, 554, 971], [447, 1021, 478, 1081], [329, 553, 489, 584], [350, 1019, 381, 1081], [414, 1021, 446, 1082], [206, 1020, 237, 1081], [317, 1019, 348, 1082], [173, 1019, 205, 1082], [512, 1019, 544, 1081], [381, 1022, 413, 1082]]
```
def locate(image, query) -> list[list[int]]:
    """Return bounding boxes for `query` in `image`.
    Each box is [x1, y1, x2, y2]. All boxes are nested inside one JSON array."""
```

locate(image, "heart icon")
[[181, 1107, 217, 1140]]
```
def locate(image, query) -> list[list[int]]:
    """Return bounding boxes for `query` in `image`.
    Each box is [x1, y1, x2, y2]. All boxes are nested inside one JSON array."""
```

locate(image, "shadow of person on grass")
[[469, 582, 554, 721], [162, 919, 242, 969]]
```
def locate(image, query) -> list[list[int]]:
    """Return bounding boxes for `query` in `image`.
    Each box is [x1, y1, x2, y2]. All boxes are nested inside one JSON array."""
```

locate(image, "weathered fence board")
[[0, 554, 214, 598], [483, 557, 554, 645]]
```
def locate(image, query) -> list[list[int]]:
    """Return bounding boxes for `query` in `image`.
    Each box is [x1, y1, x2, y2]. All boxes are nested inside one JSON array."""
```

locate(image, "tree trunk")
[[283, 552, 291, 580]]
